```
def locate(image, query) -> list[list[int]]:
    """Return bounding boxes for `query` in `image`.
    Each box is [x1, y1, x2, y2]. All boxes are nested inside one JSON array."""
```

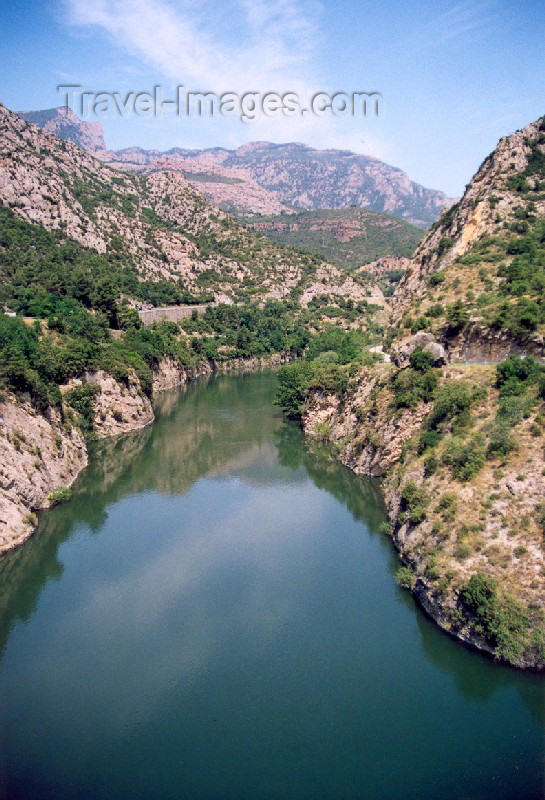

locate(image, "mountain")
[[16, 107, 454, 227], [1, 103, 369, 307], [389, 114, 545, 361], [219, 142, 454, 227], [237, 208, 423, 270], [18, 106, 107, 152]]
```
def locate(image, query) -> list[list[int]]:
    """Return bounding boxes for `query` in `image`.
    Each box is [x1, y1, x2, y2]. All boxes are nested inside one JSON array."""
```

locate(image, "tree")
[[275, 362, 313, 418]]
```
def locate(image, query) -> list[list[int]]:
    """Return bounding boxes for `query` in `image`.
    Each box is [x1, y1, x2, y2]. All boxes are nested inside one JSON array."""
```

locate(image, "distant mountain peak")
[[14, 105, 454, 227], [17, 106, 107, 152]]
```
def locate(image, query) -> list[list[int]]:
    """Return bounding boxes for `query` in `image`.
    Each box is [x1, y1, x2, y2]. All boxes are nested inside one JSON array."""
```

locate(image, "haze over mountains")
[[18, 107, 454, 227]]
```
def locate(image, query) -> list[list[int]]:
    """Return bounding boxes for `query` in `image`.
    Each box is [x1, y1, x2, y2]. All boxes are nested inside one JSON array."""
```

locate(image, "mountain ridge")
[[16, 106, 455, 227]]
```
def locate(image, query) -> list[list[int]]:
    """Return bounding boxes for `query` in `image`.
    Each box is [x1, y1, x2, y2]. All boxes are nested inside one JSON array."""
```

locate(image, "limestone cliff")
[[0, 397, 87, 553], [0, 352, 295, 554], [0, 366, 154, 553], [302, 362, 545, 669], [389, 115, 545, 361]]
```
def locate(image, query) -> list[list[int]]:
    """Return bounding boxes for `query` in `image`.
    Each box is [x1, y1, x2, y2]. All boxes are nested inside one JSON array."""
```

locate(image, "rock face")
[[65, 371, 155, 439], [15, 107, 454, 227], [0, 398, 88, 553], [391, 332, 447, 367], [0, 367, 154, 553], [17, 107, 107, 152], [1, 103, 374, 306], [389, 114, 545, 357], [355, 255, 411, 278], [302, 363, 545, 669]]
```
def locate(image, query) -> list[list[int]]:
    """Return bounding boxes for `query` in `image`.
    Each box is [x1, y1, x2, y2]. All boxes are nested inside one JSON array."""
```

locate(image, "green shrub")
[[427, 381, 475, 430], [378, 521, 392, 535], [496, 355, 544, 397], [48, 486, 72, 507], [308, 364, 349, 395], [436, 492, 458, 521], [429, 271, 446, 287], [460, 573, 529, 662], [409, 348, 435, 372], [418, 428, 442, 453], [395, 565, 416, 589], [391, 366, 439, 409], [442, 434, 486, 481], [401, 481, 428, 523], [65, 384, 100, 435], [274, 362, 314, 418], [487, 421, 516, 460], [445, 301, 470, 334], [423, 454, 438, 476], [305, 327, 364, 365]]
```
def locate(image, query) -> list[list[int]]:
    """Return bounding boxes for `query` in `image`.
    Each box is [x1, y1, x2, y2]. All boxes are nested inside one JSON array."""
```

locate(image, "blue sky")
[[0, 0, 543, 196]]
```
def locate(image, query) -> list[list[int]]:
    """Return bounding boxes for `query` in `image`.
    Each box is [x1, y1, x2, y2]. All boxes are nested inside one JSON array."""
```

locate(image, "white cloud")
[[63, 0, 320, 95], [434, 0, 496, 43], [62, 0, 389, 156]]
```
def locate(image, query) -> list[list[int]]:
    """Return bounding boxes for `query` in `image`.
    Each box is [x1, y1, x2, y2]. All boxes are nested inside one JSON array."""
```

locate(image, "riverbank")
[[3, 369, 541, 800], [302, 362, 545, 671], [0, 352, 292, 554]]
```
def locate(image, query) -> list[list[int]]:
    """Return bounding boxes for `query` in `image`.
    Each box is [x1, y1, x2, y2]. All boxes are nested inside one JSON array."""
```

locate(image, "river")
[[0, 371, 543, 800]]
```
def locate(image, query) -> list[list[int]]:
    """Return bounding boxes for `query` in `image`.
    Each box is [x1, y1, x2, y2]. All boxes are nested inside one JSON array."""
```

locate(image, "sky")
[[0, 0, 544, 196]]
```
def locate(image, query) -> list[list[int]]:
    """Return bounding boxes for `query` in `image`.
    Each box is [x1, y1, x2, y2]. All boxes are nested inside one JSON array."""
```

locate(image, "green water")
[[0, 371, 543, 800]]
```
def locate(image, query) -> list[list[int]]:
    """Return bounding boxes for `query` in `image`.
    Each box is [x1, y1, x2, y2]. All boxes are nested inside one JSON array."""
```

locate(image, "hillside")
[[236, 208, 423, 270], [1, 103, 368, 308], [389, 115, 545, 361], [0, 101, 391, 552], [16, 106, 454, 227], [276, 115, 545, 670]]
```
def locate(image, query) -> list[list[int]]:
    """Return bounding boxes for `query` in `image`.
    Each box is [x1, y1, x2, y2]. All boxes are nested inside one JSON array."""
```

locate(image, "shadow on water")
[[0, 369, 543, 734]]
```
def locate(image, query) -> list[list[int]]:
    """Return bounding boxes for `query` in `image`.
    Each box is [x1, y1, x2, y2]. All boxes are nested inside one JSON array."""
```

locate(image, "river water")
[[0, 371, 543, 800]]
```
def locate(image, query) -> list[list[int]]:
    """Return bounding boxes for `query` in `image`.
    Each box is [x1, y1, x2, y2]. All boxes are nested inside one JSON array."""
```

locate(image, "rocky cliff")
[[302, 361, 545, 669], [389, 115, 545, 360], [0, 366, 155, 553], [294, 116, 545, 669], [1, 103, 365, 306]]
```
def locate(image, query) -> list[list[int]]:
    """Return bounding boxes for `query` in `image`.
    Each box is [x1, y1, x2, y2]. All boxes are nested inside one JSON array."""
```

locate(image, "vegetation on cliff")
[[278, 115, 545, 670], [238, 208, 423, 270], [293, 353, 545, 669], [391, 116, 545, 351]]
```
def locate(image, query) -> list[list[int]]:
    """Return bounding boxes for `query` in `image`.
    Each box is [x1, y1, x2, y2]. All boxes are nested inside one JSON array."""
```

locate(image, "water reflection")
[[0, 370, 543, 800]]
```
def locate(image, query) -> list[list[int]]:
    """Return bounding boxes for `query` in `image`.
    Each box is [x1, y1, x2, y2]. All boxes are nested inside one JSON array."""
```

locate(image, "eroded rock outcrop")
[[0, 352, 296, 554], [302, 362, 545, 669], [0, 398, 87, 553]]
